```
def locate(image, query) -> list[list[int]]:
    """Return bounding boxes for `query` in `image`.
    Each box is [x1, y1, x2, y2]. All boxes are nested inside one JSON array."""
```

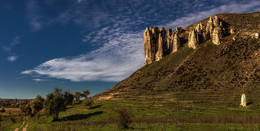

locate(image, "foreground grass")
[[24, 98, 260, 131], [0, 114, 24, 131]]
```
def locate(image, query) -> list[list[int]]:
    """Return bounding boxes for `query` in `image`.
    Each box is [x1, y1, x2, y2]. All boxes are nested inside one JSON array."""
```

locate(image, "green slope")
[[96, 12, 260, 108]]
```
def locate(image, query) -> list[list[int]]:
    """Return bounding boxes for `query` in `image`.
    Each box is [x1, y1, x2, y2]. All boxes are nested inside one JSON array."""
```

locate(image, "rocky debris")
[[188, 30, 199, 49], [230, 28, 235, 34]]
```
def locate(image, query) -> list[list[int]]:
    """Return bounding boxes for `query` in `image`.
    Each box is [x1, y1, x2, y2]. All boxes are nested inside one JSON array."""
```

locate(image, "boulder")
[[255, 33, 259, 39], [240, 93, 247, 107]]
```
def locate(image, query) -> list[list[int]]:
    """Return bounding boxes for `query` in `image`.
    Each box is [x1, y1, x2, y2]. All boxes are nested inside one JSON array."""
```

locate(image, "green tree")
[[64, 91, 74, 106], [30, 95, 45, 116], [44, 88, 66, 121], [74, 91, 82, 104], [82, 89, 90, 98], [20, 102, 32, 116], [81, 89, 92, 107]]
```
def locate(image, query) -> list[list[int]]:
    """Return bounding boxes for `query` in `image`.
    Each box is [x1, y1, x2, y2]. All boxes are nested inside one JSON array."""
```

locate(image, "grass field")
[[0, 108, 24, 131], [9, 98, 257, 131]]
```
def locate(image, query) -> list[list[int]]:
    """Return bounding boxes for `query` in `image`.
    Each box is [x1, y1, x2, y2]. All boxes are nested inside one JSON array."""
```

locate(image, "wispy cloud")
[[26, 0, 43, 31], [165, 0, 260, 28], [33, 78, 47, 82], [7, 56, 18, 62], [22, 31, 144, 82], [22, 0, 260, 82], [3, 36, 20, 62]]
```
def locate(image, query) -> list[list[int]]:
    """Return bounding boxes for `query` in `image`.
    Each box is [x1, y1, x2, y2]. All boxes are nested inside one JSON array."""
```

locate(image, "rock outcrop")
[[144, 15, 228, 65], [144, 27, 182, 65], [206, 16, 223, 45], [212, 26, 222, 45], [172, 33, 180, 53], [188, 30, 199, 49], [167, 29, 175, 52]]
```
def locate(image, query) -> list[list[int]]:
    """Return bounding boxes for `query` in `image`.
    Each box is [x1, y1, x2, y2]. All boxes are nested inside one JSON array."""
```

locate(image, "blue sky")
[[0, 0, 259, 99]]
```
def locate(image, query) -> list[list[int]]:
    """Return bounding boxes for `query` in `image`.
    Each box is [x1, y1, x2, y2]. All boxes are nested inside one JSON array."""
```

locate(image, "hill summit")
[[96, 12, 260, 107]]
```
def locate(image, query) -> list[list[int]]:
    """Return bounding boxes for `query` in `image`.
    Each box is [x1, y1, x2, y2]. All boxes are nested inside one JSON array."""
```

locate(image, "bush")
[[116, 109, 132, 129], [0, 107, 5, 113], [82, 98, 93, 107]]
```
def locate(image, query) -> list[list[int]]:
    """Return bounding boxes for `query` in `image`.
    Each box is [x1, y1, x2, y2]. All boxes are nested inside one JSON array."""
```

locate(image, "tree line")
[[20, 88, 92, 121]]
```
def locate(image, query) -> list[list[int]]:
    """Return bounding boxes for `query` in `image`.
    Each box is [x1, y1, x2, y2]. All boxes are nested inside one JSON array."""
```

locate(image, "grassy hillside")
[[96, 12, 260, 108]]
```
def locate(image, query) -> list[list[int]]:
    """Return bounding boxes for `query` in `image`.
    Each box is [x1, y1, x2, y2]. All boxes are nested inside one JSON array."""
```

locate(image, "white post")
[[240, 93, 247, 107]]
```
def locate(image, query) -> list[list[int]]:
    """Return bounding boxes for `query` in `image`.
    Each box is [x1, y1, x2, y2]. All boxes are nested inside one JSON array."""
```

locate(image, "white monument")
[[240, 93, 247, 107]]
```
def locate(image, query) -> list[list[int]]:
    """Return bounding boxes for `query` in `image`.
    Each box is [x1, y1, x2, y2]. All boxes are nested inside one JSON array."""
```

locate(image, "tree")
[[30, 95, 45, 116], [82, 89, 90, 98], [74, 91, 82, 104], [81, 89, 92, 107], [44, 88, 66, 121], [54, 87, 62, 96], [20, 102, 32, 116], [64, 91, 74, 106]]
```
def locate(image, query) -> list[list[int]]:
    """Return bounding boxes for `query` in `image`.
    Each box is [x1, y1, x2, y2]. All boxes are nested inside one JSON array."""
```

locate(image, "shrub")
[[82, 98, 93, 107], [116, 109, 132, 129], [0, 107, 5, 113]]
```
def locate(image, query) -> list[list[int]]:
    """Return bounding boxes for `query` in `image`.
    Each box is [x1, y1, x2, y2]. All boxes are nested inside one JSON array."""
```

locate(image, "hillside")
[[95, 12, 260, 107]]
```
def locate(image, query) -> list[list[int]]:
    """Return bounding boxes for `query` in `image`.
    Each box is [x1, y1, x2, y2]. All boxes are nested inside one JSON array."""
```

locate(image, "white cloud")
[[7, 56, 18, 62], [22, 31, 144, 82]]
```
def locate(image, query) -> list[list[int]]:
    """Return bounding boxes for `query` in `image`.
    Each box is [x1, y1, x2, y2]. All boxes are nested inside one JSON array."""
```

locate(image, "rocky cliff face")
[[144, 15, 228, 65], [144, 27, 182, 65]]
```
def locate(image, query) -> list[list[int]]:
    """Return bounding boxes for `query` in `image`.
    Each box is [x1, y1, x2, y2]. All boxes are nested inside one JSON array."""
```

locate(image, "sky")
[[0, 0, 259, 99]]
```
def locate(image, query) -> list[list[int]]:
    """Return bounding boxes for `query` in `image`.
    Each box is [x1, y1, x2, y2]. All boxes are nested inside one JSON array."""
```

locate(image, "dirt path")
[[14, 116, 28, 131], [23, 117, 28, 131]]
